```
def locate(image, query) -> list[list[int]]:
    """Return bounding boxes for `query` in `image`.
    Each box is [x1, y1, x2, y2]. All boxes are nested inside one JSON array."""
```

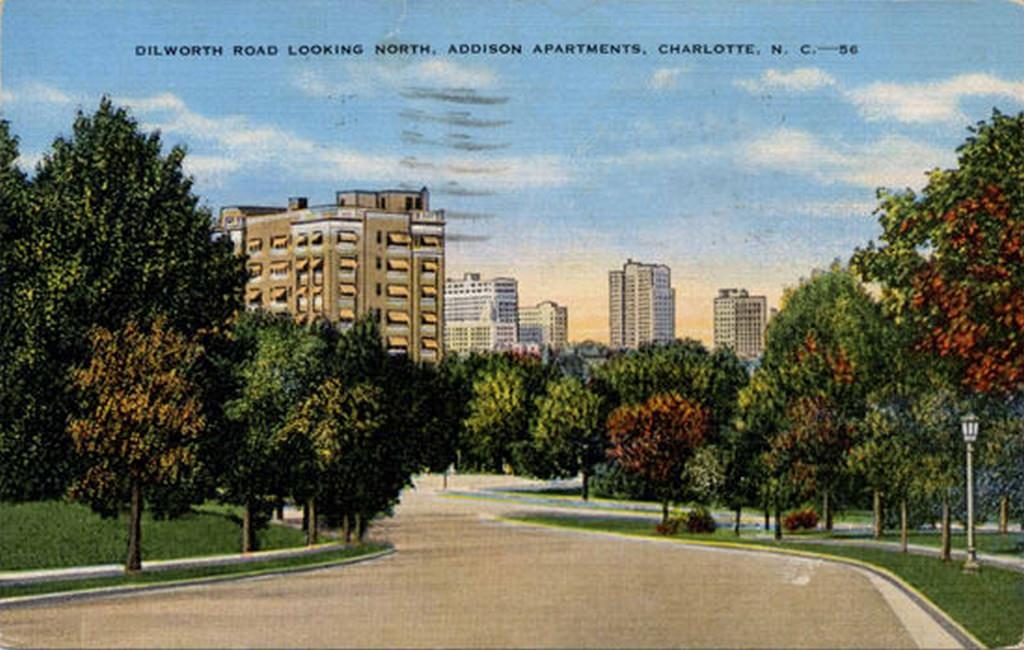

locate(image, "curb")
[[494, 516, 985, 650], [0, 547, 395, 611]]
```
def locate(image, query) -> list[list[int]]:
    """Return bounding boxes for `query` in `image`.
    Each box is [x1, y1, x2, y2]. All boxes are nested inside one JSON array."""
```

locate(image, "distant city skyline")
[[3, 1, 1024, 344]]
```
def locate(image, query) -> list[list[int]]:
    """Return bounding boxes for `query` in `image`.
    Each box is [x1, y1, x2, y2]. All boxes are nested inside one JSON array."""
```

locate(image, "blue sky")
[[3, 0, 1024, 342]]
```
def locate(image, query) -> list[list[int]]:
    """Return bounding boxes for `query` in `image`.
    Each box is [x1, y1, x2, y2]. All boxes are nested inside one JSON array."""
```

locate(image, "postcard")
[[0, 1, 1022, 648]]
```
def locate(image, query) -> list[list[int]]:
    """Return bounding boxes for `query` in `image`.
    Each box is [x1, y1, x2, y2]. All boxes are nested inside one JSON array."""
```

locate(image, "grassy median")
[[510, 513, 1024, 649], [0, 500, 306, 571], [0, 543, 390, 601]]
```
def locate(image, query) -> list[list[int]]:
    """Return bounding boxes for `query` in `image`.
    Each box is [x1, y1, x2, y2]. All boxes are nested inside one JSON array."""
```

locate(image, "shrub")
[[685, 506, 717, 534], [783, 508, 820, 531], [655, 517, 681, 536]]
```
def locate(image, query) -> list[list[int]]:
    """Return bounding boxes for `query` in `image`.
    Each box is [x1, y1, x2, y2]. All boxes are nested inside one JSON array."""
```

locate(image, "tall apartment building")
[[444, 273, 518, 354], [218, 188, 444, 363], [519, 300, 568, 350], [609, 259, 676, 349], [713, 288, 767, 360]]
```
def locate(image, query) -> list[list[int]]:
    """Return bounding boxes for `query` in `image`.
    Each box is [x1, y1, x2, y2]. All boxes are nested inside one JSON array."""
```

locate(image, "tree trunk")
[[763, 507, 770, 532], [302, 501, 309, 532], [873, 490, 883, 539], [661, 499, 669, 525], [342, 514, 351, 544], [581, 469, 590, 502], [442, 471, 448, 491], [999, 495, 1009, 534], [275, 501, 284, 521], [774, 502, 782, 541], [356, 512, 365, 541], [824, 491, 833, 532], [734, 506, 742, 536], [126, 479, 143, 573], [242, 499, 256, 553], [306, 498, 318, 546], [940, 494, 951, 562], [901, 497, 909, 552]]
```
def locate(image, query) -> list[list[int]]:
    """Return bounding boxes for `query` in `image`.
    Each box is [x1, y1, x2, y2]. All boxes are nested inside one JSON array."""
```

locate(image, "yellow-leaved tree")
[[68, 316, 206, 572]]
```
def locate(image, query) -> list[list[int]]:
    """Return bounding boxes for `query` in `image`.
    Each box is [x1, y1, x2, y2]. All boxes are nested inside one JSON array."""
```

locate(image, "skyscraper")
[[609, 259, 675, 349], [217, 187, 444, 363], [713, 288, 767, 360], [519, 300, 568, 349], [443, 273, 518, 354]]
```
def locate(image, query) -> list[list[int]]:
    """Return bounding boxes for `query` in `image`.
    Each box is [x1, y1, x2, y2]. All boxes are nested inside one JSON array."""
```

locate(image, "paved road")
[[0, 475, 962, 648]]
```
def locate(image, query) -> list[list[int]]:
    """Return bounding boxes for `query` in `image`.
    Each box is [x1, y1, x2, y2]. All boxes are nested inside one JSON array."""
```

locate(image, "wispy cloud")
[[735, 67, 837, 94], [649, 67, 688, 91], [846, 73, 1024, 124], [738, 128, 951, 189], [113, 91, 567, 190], [294, 60, 497, 98], [736, 69, 1024, 125], [401, 130, 509, 151], [734, 199, 876, 219], [3, 81, 79, 106]]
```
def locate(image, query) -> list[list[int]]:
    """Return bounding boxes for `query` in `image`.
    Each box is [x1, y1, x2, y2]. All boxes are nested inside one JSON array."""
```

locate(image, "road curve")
[[0, 475, 961, 648]]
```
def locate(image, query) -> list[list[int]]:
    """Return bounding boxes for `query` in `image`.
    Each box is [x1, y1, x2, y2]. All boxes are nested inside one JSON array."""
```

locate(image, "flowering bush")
[[783, 508, 820, 531], [655, 517, 682, 536]]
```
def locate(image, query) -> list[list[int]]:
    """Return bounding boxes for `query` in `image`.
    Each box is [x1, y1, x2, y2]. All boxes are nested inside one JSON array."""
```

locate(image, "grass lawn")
[[0, 500, 307, 571], [511, 513, 1024, 649], [0, 543, 389, 600], [832, 530, 1024, 555]]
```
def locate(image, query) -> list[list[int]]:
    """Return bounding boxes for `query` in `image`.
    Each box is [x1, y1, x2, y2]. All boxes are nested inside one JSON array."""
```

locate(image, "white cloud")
[[294, 59, 497, 98], [649, 67, 687, 91], [116, 91, 568, 190], [736, 68, 836, 94], [736, 69, 1024, 125], [846, 73, 1024, 124], [3, 81, 78, 106], [738, 128, 952, 189]]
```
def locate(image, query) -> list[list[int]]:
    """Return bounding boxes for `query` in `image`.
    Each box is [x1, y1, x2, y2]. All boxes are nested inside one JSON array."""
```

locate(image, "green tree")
[[529, 376, 605, 499], [279, 379, 385, 545], [68, 317, 206, 572], [464, 363, 530, 472], [221, 312, 327, 552], [750, 267, 893, 530], [1, 101, 244, 501]]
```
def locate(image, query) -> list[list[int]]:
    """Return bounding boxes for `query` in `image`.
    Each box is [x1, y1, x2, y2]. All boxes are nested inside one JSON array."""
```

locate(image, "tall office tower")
[[519, 300, 569, 350], [609, 259, 676, 349], [443, 273, 518, 354], [217, 187, 444, 363], [713, 288, 768, 360]]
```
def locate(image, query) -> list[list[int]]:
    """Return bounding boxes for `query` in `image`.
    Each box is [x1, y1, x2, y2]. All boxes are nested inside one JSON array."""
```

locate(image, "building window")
[[405, 197, 413, 210], [377, 231, 382, 244], [376, 283, 382, 296], [313, 293, 323, 312], [247, 264, 262, 279], [247, 238, 262, 253], [376, 256, 382, 270], [297, 294, 307, 312], [313, 269, 323, 285]]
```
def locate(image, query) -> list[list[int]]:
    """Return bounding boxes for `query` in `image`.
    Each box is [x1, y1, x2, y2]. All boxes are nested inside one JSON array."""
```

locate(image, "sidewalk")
[[0, 542, 348, 588], [782, 536, 1024, 574]]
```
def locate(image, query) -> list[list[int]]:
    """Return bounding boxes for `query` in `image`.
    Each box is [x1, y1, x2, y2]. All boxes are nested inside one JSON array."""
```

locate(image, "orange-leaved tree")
[[68, 316, 206, 572], [607, 393, 709, 524]]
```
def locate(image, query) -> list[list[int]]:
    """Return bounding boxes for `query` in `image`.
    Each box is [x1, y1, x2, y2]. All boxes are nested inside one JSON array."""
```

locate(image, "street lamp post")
[[961, 412, 980, 572]]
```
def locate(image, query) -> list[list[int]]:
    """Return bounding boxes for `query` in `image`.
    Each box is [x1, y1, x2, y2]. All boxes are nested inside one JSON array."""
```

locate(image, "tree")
[[0, 100, 245, 501], [749, 267, 893, 530], [68, 317, 206, 572], [607, 393, 709, 523], [463, 362, 531, 472], [221, 312, 327, 552], [279, 379, 386, 546], [530, 376, 605, 499], [853, 110, 1024, 396]]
